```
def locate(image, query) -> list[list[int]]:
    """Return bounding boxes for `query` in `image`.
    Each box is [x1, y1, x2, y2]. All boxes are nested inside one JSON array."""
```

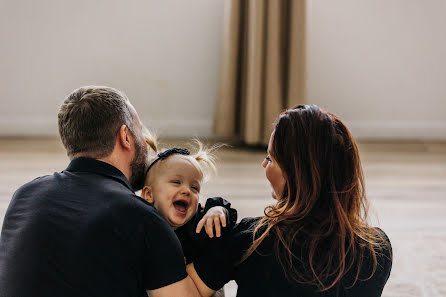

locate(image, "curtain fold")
[[214, 0, 306, 146]]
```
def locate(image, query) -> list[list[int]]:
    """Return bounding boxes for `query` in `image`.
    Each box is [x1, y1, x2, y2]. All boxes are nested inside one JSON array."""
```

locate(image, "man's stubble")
[[129, 134, 147, 191]]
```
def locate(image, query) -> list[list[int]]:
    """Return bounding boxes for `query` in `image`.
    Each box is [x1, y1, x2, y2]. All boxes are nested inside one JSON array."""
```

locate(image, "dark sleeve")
[[201, 197, 238, 228], [142, 209, 188, 290], [193, 217, 258, 291], [176, 197, 238, 264]]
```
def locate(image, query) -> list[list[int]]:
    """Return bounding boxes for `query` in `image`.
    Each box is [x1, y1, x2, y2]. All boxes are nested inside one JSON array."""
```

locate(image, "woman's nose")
[[261, 158, 267, 168]]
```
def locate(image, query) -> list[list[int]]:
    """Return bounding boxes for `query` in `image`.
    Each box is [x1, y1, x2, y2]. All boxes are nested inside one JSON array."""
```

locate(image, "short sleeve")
[[142, 209, 188, 290], [193, 217, 259, 290]]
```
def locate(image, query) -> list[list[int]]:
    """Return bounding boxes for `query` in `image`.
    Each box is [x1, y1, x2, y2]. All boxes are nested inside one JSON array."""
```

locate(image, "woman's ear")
[[141, 185, 154, 204]]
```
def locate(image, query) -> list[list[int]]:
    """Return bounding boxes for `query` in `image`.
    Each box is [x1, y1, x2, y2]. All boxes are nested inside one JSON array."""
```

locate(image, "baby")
[[140, 136, 235, 244], [139, 138, 231, 297]]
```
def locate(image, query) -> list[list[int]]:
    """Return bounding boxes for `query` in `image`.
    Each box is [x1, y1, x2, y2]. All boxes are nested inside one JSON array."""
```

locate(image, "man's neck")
[[74, 152, 132, 181], [98, 154, 132, 182]]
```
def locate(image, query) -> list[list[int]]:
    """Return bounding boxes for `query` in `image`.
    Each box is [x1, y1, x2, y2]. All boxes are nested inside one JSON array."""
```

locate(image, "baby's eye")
[[191, 185, 200, 193], [171, 180, 181, 184], [265, 155, 272, 162]]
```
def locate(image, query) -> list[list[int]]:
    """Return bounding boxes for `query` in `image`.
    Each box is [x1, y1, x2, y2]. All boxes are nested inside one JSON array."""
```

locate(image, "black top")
[[194, 217, 393, 297], [0, 157, 187, 297], [176, 196, 237, 265]]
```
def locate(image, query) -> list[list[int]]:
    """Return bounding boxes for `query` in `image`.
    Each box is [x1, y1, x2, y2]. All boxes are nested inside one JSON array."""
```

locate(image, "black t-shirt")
[[194, 217, 393, 297], [0, 157, 187, 297]]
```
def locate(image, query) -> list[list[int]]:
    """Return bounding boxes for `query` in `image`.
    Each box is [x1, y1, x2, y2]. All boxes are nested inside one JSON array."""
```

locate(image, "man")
[[0, 86, 201, 297]]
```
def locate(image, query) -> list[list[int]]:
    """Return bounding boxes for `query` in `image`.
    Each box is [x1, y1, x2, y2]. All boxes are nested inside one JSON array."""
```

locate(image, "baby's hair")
[[142, 129, 221, 183], [142, 126, 158, 153], [187, 139, 219, 183]]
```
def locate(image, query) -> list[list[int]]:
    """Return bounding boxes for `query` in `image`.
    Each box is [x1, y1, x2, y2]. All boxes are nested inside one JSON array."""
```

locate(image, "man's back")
[[0, 157, 187, 297]]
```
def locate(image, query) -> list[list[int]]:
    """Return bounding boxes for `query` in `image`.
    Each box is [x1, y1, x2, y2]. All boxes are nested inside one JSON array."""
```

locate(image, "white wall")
[[2, 0, 445, 140], [307, 0, 446, 140], [0, 0, 224, 137]]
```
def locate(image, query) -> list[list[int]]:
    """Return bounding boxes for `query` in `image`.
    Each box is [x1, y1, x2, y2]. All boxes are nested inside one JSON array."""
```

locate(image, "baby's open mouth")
[[173, 200, 189, 214]]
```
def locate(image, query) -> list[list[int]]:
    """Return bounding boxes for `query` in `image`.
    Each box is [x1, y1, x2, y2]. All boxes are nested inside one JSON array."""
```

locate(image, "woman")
[[186, 105, 392, 297]]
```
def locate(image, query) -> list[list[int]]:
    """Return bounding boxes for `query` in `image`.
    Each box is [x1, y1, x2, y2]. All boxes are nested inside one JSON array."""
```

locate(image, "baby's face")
[[142, 155, 202, 229]]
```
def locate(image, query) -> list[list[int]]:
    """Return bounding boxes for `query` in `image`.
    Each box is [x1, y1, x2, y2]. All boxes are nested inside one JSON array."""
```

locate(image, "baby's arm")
[[195, 197, 237, 238], [196, 206, 226, 238]]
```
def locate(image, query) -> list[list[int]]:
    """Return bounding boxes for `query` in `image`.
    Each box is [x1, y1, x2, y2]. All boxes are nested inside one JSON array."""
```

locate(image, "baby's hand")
[[196, 206, 227, 238]]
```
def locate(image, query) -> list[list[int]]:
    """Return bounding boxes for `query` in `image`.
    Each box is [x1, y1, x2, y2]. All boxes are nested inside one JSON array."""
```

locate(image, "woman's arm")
[[186, 263, 216, 297]]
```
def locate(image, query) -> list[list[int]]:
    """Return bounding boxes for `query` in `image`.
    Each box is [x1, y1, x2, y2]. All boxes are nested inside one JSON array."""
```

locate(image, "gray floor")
[[1, 138, 446, 297]]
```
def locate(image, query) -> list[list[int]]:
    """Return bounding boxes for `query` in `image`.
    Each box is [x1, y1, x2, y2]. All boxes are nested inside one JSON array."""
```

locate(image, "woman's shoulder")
[[372, 227, 392, 257], [347, 227, 393, 295], [375, 227, 392, 268], [353, 227, 393, 285], [354, 227, 392, 265]]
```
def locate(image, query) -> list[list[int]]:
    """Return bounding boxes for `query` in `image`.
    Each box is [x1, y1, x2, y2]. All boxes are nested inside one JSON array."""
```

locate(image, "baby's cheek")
[[156, 202, 170, 217], [185, 201, 199, 221], [191, 196, 199, 210], [192, 201, 199, 212]]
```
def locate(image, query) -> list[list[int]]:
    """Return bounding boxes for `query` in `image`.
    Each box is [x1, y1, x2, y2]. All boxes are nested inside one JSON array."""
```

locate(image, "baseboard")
[[347, 121, 446, 140], [0, 117, 214, 138]]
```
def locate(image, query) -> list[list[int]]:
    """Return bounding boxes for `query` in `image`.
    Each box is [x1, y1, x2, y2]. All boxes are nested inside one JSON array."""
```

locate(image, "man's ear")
[[118, 125, 132, 151], [141, 186, 154, 204]]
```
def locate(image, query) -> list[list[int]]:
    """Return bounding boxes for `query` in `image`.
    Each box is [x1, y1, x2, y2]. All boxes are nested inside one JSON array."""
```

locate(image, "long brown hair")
[[242, 105, 390, 291]]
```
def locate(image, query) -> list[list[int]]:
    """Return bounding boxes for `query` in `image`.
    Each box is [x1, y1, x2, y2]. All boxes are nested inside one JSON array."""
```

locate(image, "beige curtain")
[[214, 0, 306, 146]]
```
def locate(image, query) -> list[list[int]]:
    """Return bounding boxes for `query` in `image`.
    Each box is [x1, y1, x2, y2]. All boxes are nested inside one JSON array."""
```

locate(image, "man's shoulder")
[[13, 173, 57, 196], [22, 173, 54, 185], [128, 197, 171, 227], [102, 192, 169, 229], [11, 170, 169, 229], [109, 193, 158, 216]]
